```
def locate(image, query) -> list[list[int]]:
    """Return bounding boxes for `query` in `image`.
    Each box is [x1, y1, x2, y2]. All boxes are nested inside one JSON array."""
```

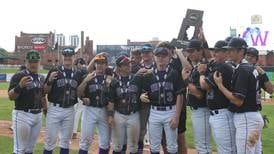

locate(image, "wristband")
[[108, 110, 114, 117], [14, 85, 23, 94]]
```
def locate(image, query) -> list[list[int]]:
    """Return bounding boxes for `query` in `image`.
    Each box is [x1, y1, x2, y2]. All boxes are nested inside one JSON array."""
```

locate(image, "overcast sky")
[[0, 0, 272, 51]]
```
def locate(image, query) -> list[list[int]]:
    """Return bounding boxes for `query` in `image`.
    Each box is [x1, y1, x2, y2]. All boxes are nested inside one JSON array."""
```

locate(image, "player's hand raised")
[[182, 68, 191, 80], [48, 71, 58, 82], [84, 72, 96, 83], [213, 71, 223, 86], [19, 76, 32, 88]]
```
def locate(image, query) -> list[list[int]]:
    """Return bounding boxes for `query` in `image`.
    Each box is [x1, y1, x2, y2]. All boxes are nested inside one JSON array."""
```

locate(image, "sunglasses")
[[142, 46, 153, 52], [63, 48, 74, 55]]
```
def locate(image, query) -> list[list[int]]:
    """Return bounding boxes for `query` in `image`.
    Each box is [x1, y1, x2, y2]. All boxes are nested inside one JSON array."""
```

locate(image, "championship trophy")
[[171, 9, 204, 49]]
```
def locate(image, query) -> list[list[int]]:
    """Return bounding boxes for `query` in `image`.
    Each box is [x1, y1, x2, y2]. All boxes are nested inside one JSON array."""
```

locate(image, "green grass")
[[0, 136, 78, 154], [0, 68, 49, 74], [0, 82, 9, 90], [0, 97, 273, 153]]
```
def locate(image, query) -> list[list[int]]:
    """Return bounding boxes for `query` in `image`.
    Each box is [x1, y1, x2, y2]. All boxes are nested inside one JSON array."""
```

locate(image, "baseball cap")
[[75, 58, 86, 65], [225, 36, 233, 43], [224, 38, 248, 49], [140, 44, 153, 53], [94, 55, 108, 63], [116, 55, 131, 66], [209, 40, 228, 51], [26, 50, 41, 61], [185, 39, 203, 51], [62, 47, 75, 56], [153, 47, 168, 56], [246, 47, 259, 57]]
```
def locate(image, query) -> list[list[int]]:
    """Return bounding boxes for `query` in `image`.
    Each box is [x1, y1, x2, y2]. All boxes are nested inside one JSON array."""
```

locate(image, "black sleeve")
[[232, 68, 249, 99], [142, 74, 152, 92], [191, 70, 203, 91], [108, 79, 117, 103], [205, 74, 216, 88], [44, 68, 55, 84], [132, 74, 143, 91], [173, 71, 184, 95], [259, 73, 270, 88], [8, 73, 22, 92]]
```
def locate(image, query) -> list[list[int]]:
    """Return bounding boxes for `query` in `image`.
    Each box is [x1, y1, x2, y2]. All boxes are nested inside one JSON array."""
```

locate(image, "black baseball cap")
[[225, 36, 233, 43], [26, 50, 41, 61], [185, 39, 203, 51], [246, 47, 259, 57], [224, 38, 248, 49], [62, 47, 75, 56], [140, 44, 153, 53], [116, 55, 131, 66], [153, 47, 168, 56], [209, 40, 228, 51], [75, 58, 86, 65]]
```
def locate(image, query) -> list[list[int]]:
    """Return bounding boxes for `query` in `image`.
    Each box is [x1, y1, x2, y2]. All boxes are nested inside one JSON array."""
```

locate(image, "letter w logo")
[[242, 28, 269, 46]]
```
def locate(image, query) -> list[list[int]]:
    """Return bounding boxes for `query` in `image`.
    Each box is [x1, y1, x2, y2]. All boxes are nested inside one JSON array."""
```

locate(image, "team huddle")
[[8, 36, 272, 154]]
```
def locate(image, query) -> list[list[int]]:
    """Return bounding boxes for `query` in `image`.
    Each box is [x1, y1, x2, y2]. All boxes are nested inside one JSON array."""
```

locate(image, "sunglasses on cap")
[[141, 46, 153, 53], [62, 48, 75, 56]]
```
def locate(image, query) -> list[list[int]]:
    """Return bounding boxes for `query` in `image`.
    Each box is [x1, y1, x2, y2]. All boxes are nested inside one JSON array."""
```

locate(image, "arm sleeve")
[[108, 79, 117, 103], [8, 73, 22, 92], [174, 71, 184, 95]]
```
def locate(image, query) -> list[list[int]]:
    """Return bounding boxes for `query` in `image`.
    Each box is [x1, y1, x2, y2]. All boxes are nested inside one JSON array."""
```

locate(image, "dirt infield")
[[0, 90, 8, 98], [0, 120, 200, 154]]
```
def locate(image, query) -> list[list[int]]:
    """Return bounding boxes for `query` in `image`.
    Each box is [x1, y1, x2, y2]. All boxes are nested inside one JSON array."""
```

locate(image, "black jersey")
[[109, 74, 143, 114], [186, 66, 207, 109], [8, 69, 45, 110], [142, 67, 184, 106], [84, 74, 110, 107], [205, 61, 234, 110], [45, 65, 83, 107], [229, 59, 261, 113]]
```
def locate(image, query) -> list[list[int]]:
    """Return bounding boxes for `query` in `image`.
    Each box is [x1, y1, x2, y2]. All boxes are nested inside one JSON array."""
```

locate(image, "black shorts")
[[178, 101, 187, 134]]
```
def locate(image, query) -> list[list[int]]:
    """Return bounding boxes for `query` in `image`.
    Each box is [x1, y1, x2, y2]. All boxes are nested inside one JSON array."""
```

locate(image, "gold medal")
[[122, 99, 126, 103], [160, 93, 164, 98]]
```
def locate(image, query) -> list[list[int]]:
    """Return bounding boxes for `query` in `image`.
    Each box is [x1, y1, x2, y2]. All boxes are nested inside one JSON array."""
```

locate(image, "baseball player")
[[8, 51, 46, 154], [181, 39, 212, 154], [136, 44, 155, 153], [107, 55, 143, 153], [141, 47, 184, 154], [130, 48, 142, 74], [43, 47, 83, 154], [245, 47, 273, 153], [199, 40, 236, 153], [214, 38, 264, 153], [156, 41, 191, 154], [77, 55, 111, 154], [72, 58, 87, 139]]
